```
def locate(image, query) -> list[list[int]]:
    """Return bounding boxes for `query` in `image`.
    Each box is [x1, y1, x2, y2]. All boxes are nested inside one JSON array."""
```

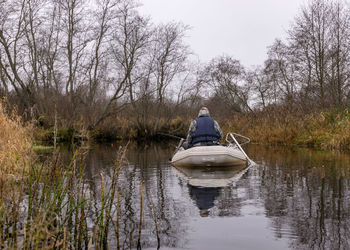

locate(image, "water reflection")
[[247, 145, 350, 250], [173, 165, 249, 217], [173, 165, 248, 188], [55, 142, 350, 249], [189, 186, 219, 216]]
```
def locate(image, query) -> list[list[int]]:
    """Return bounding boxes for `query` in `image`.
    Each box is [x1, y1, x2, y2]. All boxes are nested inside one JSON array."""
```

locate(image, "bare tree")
[[289, 0, 333, 108], [0, 0, 35, 109], [0, 0, 196, 136], [151, 22, 190, 133], [328, 0, 350, 107], [262, 40, 301, 108], [92, 0, 151, 129], [247, 65, 277, 109], [59, 0, 91, 117], [199, 55, 252, 113], [82, 0, 120, 127], [36, 1, 62, 95]]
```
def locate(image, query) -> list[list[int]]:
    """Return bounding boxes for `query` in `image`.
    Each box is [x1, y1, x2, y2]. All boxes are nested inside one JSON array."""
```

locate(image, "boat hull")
[[171, 145, 247, 167]]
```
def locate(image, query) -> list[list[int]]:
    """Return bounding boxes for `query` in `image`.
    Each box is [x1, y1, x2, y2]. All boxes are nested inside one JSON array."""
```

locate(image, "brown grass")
[[0, 102, 33, 248], [105, 108, 350, 151], [221, 109, 350, 150], [0, 102, 32, 180]]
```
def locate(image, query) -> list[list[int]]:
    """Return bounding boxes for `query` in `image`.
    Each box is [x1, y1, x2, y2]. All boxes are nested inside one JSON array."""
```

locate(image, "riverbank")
[[32, 108, 350, 151], [222, 108, 350, 151]]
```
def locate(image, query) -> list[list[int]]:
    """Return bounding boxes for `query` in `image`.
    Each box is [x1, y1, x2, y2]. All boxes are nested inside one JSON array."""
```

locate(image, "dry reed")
[[222, 109, 350, 150], [0, 104, 132, 248], [0, 102, 32, 181]]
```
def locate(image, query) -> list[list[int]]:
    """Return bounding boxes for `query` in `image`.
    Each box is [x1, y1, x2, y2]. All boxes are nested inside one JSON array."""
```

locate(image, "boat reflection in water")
[[173, 164, 249, 217]]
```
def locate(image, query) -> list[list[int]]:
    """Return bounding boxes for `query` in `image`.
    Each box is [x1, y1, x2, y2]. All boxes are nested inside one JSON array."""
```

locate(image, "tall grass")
[[222, 108, 350, 150], [88, 107, 350, 151], [0, 103, 32, 180], [0, 102, 144, 249], [89, 108, 350, 151]]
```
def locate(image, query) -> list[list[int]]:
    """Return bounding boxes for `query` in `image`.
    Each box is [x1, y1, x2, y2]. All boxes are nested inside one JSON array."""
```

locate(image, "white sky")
[[139, 0, 307, 67]]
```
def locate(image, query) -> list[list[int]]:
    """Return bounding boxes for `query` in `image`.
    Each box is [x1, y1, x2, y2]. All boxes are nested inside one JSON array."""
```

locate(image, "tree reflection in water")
[[249, 145, 350, 250], [61, 142, 350, 249]]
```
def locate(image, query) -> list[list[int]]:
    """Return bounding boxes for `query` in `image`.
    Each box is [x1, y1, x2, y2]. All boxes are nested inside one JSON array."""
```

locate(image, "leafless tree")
[[82, 0, 120, 128], [199, 55, 252, 113], [247, 65, 277, 109], [58, 0, 91, 120], [289, 0, 333, 108], [265, 40, 300, 106], [90, 0, 151, 129], [255, 0, 350, 111], [151, 22, 190, 133], [328, 0, 350, 107], [0, 1, 34, 109]]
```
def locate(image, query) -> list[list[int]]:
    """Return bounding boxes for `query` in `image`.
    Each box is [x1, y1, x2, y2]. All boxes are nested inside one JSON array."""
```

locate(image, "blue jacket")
[[191, 116, 221, 144]]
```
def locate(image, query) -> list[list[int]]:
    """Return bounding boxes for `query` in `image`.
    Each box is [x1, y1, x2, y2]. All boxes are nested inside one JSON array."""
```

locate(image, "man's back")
[[184, 107, 223, 148]]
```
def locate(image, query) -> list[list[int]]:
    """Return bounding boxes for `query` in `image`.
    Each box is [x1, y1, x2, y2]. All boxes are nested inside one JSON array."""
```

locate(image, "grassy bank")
[[32, 108, 350, 151], [34, 116, 190, 143], [222, 108, 350, 151]]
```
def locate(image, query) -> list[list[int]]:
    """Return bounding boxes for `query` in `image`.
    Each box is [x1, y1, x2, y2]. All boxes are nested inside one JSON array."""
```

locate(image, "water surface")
[[79, 142, 350, 250]]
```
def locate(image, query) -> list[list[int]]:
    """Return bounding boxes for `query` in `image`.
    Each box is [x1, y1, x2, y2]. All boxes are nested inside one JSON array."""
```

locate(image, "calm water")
[[76, 142, 350, 250]]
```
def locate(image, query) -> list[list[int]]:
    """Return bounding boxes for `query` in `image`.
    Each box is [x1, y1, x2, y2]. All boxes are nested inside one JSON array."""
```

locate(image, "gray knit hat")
[[198, 107, 210, 117]]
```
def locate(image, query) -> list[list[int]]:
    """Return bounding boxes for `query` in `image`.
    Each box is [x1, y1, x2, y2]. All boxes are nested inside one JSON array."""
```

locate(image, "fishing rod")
[[157, 133, 186, 161], [157, 132, 184, 140]]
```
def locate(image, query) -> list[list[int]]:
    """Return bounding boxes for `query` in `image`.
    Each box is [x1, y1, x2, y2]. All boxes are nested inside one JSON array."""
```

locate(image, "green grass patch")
[[33, 145, 54, 151]]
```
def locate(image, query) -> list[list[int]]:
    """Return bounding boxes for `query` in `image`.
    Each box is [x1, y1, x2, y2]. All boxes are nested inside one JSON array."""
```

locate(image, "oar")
[[228, 133, 256, 166]]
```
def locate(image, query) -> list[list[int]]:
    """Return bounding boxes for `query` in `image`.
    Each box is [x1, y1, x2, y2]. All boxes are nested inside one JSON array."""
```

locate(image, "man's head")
[[198, 107, 210, 117]]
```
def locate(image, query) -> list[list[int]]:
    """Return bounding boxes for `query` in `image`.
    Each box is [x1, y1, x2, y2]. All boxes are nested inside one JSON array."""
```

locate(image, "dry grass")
[[100, 108, 350, 151], [222, 109, 350, 150], [0, 102, 33, 248], [0, 133, 130, 248], [0, 102, 32, 181], [296, 110, 350, 150], [221, 112, 301, 144]]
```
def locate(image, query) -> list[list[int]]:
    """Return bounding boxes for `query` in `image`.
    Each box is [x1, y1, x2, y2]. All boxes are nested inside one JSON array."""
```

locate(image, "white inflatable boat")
[[171, 133, 251, 168]]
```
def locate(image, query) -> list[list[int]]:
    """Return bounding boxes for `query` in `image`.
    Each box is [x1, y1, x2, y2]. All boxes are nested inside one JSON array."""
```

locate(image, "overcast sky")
[[139, 0, 307, 67]]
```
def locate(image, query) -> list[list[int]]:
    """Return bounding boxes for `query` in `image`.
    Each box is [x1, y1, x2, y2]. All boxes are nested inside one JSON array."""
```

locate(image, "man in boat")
[[183, 107, 223, 149]]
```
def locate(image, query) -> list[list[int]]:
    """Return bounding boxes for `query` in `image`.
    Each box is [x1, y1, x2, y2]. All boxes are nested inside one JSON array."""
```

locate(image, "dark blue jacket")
[[191, 116, 220, 144]]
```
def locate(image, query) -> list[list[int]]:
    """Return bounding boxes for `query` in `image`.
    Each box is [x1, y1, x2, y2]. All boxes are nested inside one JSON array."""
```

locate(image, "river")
[[69, 142, 350, 250]]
